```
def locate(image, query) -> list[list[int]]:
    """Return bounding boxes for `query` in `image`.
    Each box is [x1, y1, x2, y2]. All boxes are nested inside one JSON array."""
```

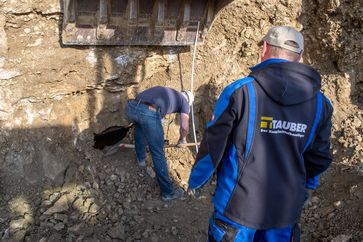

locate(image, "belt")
[[135, 99, 158, 111]]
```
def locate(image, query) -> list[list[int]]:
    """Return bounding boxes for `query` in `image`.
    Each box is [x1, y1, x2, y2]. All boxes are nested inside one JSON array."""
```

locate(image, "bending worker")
[[126, 86, 194, 201], [188, 26, 333, 241]]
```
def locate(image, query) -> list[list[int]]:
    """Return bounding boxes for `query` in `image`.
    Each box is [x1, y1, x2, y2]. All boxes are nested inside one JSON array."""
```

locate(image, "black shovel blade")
[[93, 124, 133, 150]]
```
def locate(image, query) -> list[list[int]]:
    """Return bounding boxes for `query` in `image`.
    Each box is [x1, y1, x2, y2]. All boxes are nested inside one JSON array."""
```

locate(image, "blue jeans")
[[126, 100, 174, 196]]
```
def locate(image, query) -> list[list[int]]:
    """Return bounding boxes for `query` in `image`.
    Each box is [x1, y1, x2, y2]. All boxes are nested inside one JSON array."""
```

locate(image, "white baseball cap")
[[260, 26, 304, 54]]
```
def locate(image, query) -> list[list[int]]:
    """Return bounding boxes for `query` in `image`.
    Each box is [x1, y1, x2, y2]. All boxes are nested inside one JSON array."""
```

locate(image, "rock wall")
[[0, 0, 362, 241], [302, 0, 363, 169]]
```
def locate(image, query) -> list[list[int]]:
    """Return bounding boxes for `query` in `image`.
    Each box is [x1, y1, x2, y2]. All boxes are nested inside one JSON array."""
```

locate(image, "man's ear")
[[261, 42, 268, 61], [298, 54, 304, 63]]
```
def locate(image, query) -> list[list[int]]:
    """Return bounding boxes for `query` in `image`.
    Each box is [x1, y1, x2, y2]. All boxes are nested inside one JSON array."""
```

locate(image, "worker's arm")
[[303, 96, 333, 179], [178, 113, 189, 144], [303, 96, 332, 207], [188, 85, 241, 190]]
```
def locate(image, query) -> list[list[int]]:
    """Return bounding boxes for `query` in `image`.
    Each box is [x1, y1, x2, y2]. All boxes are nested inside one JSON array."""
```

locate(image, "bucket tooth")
[[99, 0, 108, 24], [62, 0, 234, 46], [156, 0, 165, 25], [64, 0, 76, 23], [128, 0, 138, 21]]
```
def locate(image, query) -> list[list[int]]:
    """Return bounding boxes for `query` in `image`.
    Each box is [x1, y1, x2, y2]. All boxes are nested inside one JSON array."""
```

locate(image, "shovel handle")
[[119, 143, 200, 149]]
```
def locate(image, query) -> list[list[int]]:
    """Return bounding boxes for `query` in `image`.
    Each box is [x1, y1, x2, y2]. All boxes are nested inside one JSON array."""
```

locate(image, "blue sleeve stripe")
[[305, 176, 319, 190], [303, 92, 323, 152], [207, 77, 254, 128], [213, 145, 238, 214], [244, 82, 256, 160], [188, 154, 214, 189]]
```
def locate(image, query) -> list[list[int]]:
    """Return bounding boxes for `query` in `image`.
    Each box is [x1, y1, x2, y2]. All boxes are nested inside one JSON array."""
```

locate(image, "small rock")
[[93, 182, 100, 189], [118, 208, 124, 216], [333, 201, 342, 209], [68, 224, 82, 234], [123, 202, 131, 210], [331, 234, 352, 242], [84, 182, 92, 189], [105, 168, 112, 174], [151, 235, 159, 242], [44, 196, 69, 215], [171, 226, 178, 235], [54, 222, 65, 231], [327, 212, 335, 219], [311, 196, 320, 204], [321, 230, 328, 237], [134, 232, 141, 239], [10, 219, 25, 230], [320, 206, 335, 217], [72, 197, 85, 210], [14, 230, 26, 241], [89, 203, 98, 214], [108, 223, 125, 240], [353, 117, 362, 128], [350, 184, 363, 199], [49, 218, 57, 224], [49, 192, 61, 203], [41, 200, 53, 206], [69, 223, 93, 237], [54, 213, 68, 223], [142, 229, 150, 238], [0, 69, 21, 80], [110, 174, 118, 181], [110, 213, 119, 223], [47, 232, 64, 242], [104, 235, 112, 241], [39, 237, 47, 242], [146, 167, 156, 178]]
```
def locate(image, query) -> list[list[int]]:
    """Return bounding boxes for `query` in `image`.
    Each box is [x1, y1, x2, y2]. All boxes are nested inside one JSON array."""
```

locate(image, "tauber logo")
[[260, 116, 307, 138]]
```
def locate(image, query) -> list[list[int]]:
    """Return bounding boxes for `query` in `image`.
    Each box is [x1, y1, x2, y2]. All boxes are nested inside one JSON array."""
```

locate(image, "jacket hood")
[[249, 60, 321, 105]]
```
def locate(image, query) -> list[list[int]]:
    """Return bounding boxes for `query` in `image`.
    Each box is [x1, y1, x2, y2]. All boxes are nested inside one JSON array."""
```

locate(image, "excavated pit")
[[0, 0, 362, 241]]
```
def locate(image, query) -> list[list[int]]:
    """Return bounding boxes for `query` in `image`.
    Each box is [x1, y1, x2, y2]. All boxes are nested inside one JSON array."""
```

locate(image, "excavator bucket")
[[62, 0, 233, 46]]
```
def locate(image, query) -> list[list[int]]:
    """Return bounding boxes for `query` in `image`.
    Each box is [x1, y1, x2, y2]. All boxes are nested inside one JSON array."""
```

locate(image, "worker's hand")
[[177, 137, 187, 147], [187, 187, 201, 199], [303, 189, 313, 208]]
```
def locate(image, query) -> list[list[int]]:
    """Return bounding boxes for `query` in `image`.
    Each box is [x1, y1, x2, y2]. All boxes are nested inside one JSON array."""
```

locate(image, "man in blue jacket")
[[188, 26, 333, 241], [126, 86, 194, 201]]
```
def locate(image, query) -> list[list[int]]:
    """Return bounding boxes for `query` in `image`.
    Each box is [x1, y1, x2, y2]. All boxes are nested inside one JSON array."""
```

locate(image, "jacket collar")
[[249, 58, 289, 72]]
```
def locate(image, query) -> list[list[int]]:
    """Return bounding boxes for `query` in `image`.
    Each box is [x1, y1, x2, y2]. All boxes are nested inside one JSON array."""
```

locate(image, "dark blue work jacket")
[[188, 59, 333, 229]]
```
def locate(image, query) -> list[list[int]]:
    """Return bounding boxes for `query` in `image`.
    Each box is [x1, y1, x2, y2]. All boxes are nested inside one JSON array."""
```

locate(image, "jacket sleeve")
[[304, 96, 333, 180], [188, 87, 239, 190]]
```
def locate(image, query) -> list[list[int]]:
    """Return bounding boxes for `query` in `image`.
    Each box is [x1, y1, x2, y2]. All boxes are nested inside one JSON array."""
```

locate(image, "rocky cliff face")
[[0, 0, 362, 241]]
